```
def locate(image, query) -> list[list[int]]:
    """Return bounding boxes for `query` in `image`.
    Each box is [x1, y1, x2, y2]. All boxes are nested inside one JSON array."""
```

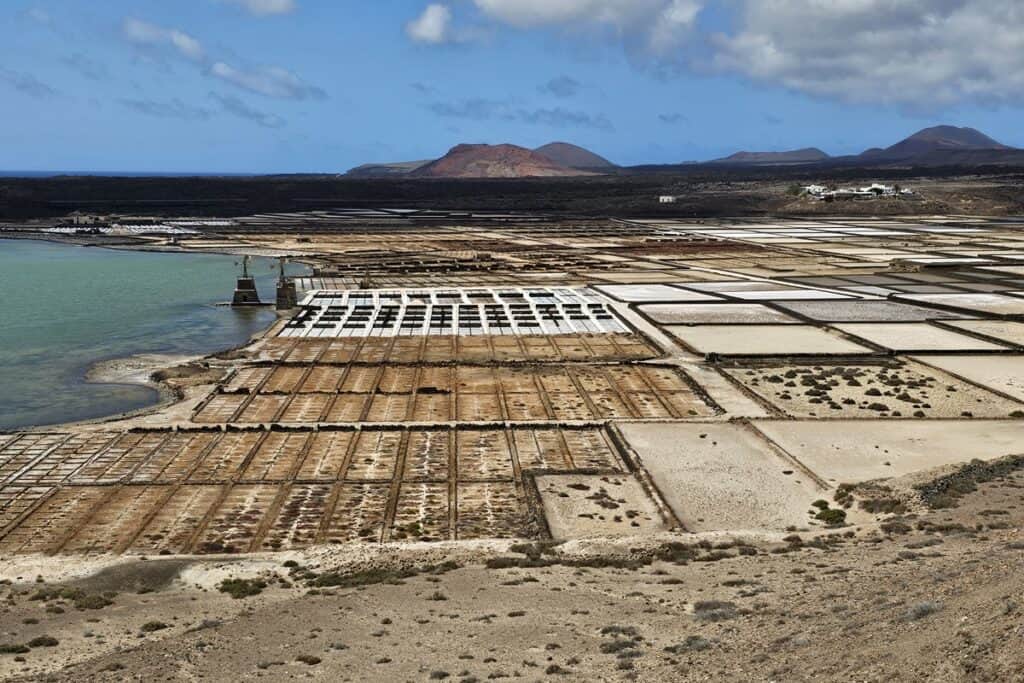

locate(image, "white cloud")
[[712, 0, 1024, 105], [407, 0, 702, 53], [221, 0, 297, 16], [473, 0, 643, 26], [210, 62, 325, 100], [410, 0, 1024, 106], [407, 4, 454, 44], [123, 18, 205, 62], [649, 0, 702, 53], [122, 17, 325, 100], [472, 0, 701, 52]]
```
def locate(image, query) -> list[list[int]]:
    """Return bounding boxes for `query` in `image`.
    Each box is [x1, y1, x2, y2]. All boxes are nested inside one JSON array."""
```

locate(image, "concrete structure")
[[275, 258, 299, 310], [232, 256, 262, 306]]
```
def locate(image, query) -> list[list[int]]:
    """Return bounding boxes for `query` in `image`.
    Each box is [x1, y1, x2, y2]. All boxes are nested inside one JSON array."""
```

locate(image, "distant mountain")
[[534, 142, 616, 170], [345, 160, 432, 178], [709, 148, 831, 166], [344, 125, 1024, 179], [839, 126, 1024, 167], [700, 126, 1018, 169], [861, 126, 1010, 161], [410, 144, 595, 178]]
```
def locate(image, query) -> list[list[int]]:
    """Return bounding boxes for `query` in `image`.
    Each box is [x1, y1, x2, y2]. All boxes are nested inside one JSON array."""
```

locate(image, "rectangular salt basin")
[[754, 420, 1024, 483], [667, 324, 872, 356], [639, 303, 798, 325], [618, 423, 825, 532], [942, 320, 1024, 347], [682, 281, 855, 301], [774, 301, 969, 322], [913, 355, 1024, 403], [832, 323, 1009, 352], [593, 284, 722, 303], [896, 293, 1024, 316]]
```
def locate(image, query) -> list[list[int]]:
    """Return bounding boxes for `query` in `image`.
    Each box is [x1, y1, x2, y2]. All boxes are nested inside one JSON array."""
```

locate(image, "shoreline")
[[0, 230, 302, 260], [0, 237, 294, 433], [84, 352, 199, 403]]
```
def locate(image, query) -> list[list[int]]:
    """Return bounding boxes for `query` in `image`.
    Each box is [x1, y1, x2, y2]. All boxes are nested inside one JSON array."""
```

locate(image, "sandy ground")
[[1, 469, 1022, 682], [85, 354, 199, 400]]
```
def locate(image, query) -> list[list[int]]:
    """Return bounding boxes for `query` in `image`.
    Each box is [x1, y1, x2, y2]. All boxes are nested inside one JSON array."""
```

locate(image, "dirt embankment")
[[1, 463, 1021, 682]]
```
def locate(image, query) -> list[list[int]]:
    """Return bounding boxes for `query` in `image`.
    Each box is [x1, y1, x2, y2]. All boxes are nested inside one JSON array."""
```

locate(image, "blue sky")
[[2, 1, 1023, 173]]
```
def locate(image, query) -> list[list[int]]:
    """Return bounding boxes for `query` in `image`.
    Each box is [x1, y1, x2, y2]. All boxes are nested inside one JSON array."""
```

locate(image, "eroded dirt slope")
[[1, 466, 1021, 682]]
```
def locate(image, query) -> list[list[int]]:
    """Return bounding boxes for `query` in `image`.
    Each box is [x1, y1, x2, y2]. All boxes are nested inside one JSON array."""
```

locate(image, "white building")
[[802, 182, 912, 201]]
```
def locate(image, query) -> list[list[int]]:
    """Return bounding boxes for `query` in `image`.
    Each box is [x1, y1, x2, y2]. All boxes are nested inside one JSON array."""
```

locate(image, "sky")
[[3, 0, 1024, 173]]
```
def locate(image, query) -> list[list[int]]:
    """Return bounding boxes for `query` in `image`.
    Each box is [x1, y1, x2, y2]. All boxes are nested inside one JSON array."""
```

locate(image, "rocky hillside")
[[534, 142, 615, 170], [411, 144, 596, 178]]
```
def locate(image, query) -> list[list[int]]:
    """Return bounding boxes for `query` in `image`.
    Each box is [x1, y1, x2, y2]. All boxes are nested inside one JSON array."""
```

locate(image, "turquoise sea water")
[[0, 239, 286, 431]]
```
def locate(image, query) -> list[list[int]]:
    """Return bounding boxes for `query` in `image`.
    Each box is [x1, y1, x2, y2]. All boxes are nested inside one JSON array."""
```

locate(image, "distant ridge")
[[701, 126, 1020, 169], [346, 160, 432, 178], [342, 124, 1024, 178], [857, 125, 1013, 163], [410, 144, 595, 178], [534, 142, 615, 170], [709, 148, 830, 166]]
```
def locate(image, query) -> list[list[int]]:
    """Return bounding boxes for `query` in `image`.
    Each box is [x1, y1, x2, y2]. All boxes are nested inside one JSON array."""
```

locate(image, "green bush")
[[27, 636, 58, 648], [815, 508, 847, 526], [0, 644, 29, 655], [217, 578, 267, 599], [74, 594, 114, 610]]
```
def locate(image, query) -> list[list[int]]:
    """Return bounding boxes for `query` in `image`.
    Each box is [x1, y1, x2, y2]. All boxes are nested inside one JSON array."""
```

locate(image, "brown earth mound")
[[411, 143, 597, 178], [534, 142, 616, 169]]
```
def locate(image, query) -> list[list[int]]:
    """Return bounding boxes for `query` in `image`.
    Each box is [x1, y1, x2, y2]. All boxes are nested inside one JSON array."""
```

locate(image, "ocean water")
[[0, 239, 288, 431]]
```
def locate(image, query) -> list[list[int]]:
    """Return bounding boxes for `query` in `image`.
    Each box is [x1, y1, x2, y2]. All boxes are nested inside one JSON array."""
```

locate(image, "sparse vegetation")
[[693, 600, 739, 622], [310, 561, 459, 589], [916, 455, 1024, 509], [257, 660, 285, 670], [903, 601, 942, 621], [0, 644, 29, 655], [217, 578, 267, 599], [816, 508, 847, 526], [75, 594, 114, 610], [665, 636, 713, 653]]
